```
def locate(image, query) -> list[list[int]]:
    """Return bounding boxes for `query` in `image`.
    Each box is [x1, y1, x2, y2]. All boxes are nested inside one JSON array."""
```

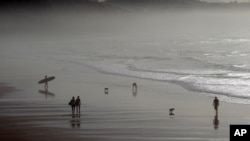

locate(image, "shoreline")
[[1, 70, 250, 141], [1, 3, 250, 140]]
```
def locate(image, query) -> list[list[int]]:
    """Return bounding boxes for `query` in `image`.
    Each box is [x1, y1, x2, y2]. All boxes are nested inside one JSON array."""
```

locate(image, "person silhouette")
[[132, 82, 137, 97], [133, 82, 137, 89], [213, 97, 219, 115], [75, 96, 81, 113], [44, 75, 48, 91], [69, 97, 76, 113]]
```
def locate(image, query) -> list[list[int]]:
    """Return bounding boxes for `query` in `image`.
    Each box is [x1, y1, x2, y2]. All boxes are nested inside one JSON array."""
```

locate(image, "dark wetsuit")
[[213, 98, 219, 111]]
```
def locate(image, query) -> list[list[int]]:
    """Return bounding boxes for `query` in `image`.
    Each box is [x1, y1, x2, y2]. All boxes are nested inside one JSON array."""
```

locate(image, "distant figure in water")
[[69, 97, 76, 113], [75, 96, 81, 113], [132, 82, 137, 89], [132, 82, 137, 97], [213, 97, 219, 114]]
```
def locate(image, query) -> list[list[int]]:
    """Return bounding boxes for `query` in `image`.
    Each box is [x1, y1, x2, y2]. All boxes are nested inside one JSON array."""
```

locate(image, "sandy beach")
[[1, 2, 250, 141], [1, 67, 250, 141]]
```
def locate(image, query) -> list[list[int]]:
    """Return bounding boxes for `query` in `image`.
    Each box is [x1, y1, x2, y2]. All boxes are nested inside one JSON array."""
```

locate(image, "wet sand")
[[0, 116, 92, 141], [1, 74, 250, 141], [0, 84, 16, 94], [2, 3, 250, 140], [1, 61, 250, 141], [0, 85, 93, 141]]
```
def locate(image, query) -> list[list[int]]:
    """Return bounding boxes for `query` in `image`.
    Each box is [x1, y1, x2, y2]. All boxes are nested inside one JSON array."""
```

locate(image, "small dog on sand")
[[169, 108, 175, 116]]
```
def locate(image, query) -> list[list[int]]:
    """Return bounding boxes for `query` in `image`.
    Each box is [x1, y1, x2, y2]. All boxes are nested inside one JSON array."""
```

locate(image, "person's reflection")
[[38, 90, 55, 99], [213, 114, 219, 130], [132, 90, 137, 97], [76, 113, 81, 128], [71, 114, 76, 128], [70, 112, 81, 128]]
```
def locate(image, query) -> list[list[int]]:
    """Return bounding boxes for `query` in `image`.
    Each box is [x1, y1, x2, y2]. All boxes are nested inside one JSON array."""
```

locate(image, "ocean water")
[[2, 7, 250, 141], [69, 37, 250, 104], [1, 8, 250, 104]]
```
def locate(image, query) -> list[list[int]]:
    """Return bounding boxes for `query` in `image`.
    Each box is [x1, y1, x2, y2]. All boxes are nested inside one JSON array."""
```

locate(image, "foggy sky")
[[202, 0, 249, 2]]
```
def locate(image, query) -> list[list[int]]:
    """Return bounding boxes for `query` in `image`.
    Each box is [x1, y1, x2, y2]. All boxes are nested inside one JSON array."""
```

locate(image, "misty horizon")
[[1, 0, 250, 7]]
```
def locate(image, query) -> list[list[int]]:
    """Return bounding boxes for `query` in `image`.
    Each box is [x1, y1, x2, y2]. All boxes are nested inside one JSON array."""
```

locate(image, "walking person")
[[132, 82, 137, 89], [69, 97, 76, 113], [44, 75, 48, 90], [213, 96, 219, 115], [75, 96, 81, 113], [132, 82, 137, 97]]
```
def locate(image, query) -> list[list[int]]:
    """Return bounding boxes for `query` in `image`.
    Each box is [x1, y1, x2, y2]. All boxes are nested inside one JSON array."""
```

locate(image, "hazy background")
[[1, 0, 250, 104], [1, 2, 250, 141]]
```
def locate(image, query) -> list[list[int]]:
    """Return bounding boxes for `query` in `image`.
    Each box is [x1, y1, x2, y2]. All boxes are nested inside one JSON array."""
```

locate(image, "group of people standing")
[[69, 96, 81, 113]]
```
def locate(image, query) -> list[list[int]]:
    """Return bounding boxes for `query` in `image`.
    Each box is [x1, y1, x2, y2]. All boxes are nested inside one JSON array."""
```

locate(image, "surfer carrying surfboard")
[[38, 75, 55, 91], [44, 75, 48, 90]]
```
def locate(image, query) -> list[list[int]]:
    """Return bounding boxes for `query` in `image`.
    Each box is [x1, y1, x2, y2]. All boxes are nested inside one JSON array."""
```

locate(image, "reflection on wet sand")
[[132, 83, 137, 98], [132, 90, 137, 98], [213, 111, 219, 130], [213, 115, 219, 130], [38, 89, 55, 99], [70, 113, 81, 128]]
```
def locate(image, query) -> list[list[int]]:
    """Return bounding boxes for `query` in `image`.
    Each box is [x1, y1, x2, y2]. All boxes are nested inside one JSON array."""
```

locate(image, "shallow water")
[[2, 9, 250, 104], [0, 91, 228, 141], [2, 6, 250, 141]]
